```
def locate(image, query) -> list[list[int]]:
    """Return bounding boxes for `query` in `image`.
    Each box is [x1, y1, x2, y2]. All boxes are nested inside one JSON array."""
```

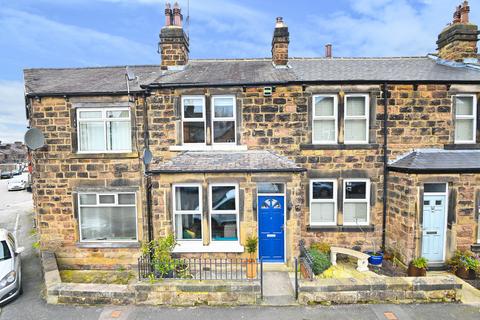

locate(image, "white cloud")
[[302, 0, 476, 57], [0, 8, 156, 68], [0, 81, 27, 143]]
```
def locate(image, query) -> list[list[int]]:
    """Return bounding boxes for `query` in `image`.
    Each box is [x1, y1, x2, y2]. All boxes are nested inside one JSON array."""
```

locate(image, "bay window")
[[455, 94, 477, 144], [310, 180, 337, 225], [182, 96, 206, 144], [78, 192, 137, 242], [173, 185, 202, 240], [344, 94, 369, 144], [343, 179, 370, 225], [77, 108, 132, 152], [209, 184, 239, 241], [312, 95, 337, 144], [212, 96, 236, 144]]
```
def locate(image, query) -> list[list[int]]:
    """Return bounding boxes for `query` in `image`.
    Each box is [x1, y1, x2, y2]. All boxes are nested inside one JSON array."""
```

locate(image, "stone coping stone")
[[299, 276, 461, 293]]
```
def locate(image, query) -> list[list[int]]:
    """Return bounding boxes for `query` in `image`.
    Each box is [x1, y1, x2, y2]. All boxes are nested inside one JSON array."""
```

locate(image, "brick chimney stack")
[[159, 1, 189, 70], [271, 17, 290, 67], [437, 1, 478, 62]]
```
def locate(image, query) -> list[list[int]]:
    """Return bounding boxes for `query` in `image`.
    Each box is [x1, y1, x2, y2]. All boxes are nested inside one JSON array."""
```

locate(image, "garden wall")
[[42, 251, 261, 306], [298, 276, 462, 305]]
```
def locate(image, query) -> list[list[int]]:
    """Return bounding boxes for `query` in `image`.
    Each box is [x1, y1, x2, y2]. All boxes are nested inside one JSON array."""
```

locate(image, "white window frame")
[[343, 179, 370, 226], [211, 95, 237, 145], [77, 192, 138, 243], [454, 94, 477, 144], [309, 179, 337, 226], [312, 95, 338, 144], [209, 183, 240, 243], [77, 107, 132, 153], [344, 94, 369, 144], [172, 183, 203, 242], [181, 96, 206, 145]]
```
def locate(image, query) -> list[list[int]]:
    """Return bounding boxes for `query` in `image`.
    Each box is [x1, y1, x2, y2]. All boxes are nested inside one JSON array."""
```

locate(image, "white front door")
[[421, 195, 447, 263]]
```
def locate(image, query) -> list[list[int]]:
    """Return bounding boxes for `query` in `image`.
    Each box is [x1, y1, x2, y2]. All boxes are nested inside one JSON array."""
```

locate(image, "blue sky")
[[0, 0, 477, 142]]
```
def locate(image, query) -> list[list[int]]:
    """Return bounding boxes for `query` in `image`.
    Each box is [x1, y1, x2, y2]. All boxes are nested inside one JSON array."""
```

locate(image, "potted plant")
[[448, 250, 480, 280], [408, 257, 428, 277], [366, 240, 383, 266], [245, 236, 258, 279]]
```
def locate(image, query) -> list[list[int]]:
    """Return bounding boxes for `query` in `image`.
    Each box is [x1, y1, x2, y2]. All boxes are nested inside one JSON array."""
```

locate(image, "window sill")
[[307, 225, 375, 232], [70, 152, 139, 159], [444, 144, 480, 150], [300, 144, 379, 150], [173, 241, 244, 253], [169, 145, 248, 152], [76, 241, 140, 249]]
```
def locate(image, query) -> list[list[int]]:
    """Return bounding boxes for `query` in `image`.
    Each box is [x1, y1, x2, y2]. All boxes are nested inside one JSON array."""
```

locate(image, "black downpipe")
[[142, 92, 154, 243], [381, 83, 389, 250]]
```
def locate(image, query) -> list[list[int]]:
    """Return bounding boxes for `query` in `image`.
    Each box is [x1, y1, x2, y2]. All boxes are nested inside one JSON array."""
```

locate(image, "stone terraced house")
[[24, 1, 480, 270]]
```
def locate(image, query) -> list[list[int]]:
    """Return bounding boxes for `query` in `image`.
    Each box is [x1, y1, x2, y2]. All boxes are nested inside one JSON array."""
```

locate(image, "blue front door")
[[258, 195, 285, 262], [421, 195, 446, 262]]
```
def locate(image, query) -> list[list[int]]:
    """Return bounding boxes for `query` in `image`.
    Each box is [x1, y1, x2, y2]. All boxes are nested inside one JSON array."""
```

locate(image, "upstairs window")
[[343, 179, 370, 226], [312, 95, 337, 144], [344, 95, 369, 144], [212, 96, 236, 144], [78, 192, 137, 242], [77, 108, 132, 153], [182, 96, 206, 144], [455, 95, 477, 144]]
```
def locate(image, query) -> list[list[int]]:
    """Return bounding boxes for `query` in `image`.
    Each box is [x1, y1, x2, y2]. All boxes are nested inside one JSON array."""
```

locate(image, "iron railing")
[[298, 240, 314, 281], [138, 255, 263, 282]]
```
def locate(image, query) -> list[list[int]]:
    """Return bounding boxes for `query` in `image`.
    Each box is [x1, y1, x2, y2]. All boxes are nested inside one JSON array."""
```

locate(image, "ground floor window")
[[343, 179, 370, 225], [310, 180, 337, 226], [210, 184, 239, 241], [308, 178, 371, 226], [78, 192, 137, 242], [173, 185, 202, 240]]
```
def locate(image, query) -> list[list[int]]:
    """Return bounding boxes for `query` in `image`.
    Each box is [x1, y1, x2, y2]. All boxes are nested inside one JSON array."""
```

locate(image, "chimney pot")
[[325, 44, 332, 58], [460, 0, 470, 24], [173, 1, 182, 26], [165, 2, 172, 26]]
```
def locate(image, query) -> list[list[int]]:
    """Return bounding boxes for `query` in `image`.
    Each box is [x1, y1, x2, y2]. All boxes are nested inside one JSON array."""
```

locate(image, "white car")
[[0, 229, 23, 305], [7, 177, 27, 191]]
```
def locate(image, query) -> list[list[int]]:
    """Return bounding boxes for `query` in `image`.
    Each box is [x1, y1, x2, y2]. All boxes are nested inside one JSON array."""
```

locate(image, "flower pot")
[[366, 251, 384, 266], [455, 267, 477, 280], [246, 259, 257, 279], [407, 264, 427, 277]]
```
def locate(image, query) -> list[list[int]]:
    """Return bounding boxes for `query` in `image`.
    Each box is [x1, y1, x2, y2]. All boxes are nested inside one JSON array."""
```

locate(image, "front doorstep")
[[428, 263, 448, 271]]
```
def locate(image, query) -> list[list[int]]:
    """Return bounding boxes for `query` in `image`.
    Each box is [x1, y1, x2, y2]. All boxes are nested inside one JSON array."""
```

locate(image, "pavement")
[[0, 177, 479, 319]]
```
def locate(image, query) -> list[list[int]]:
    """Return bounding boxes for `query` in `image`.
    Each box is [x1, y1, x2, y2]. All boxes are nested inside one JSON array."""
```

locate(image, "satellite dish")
[[142, 148, 153, 165], [24, 128, 45, 150]]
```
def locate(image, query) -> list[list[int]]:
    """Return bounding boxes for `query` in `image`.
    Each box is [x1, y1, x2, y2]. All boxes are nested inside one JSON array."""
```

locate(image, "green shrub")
[[310, 242, 331, 254], [411, 257, 428, 269], [308, 249, 332, 275]]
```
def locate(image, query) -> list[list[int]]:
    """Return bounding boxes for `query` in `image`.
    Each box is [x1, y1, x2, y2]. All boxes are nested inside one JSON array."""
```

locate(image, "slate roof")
[[388, 149, 480, 173], [148, 150, 305, 173], [24, 56, 480, 96]]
